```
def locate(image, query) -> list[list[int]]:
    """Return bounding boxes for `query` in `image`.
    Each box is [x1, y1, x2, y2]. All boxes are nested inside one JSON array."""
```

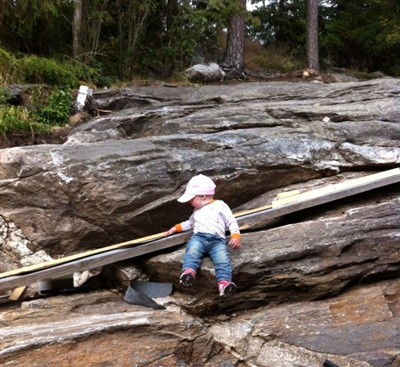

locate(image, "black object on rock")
[[323, 360, 339, 367], [124, 281, 173, 310]]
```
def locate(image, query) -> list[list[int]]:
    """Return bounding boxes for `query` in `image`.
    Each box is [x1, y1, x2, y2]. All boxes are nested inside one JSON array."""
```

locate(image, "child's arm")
[[220, 201, 241, 249], [229, 234, 241, 249], [166, 216, 194, 235], [166, 226, 178, 235]]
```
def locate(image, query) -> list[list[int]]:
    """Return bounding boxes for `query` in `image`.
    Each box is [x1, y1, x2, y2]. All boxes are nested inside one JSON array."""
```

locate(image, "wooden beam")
[[0, 233, 192, 291], [0, 231, 170, 279], [239, 168, 400, 228], [0, 168, 399, 291], [271, 168, 400, 208], [9, 286, 26, 301]]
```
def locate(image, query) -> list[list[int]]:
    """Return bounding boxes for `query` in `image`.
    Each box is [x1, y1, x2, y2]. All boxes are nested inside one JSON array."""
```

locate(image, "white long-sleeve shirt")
[[175, 200, 240, 239]]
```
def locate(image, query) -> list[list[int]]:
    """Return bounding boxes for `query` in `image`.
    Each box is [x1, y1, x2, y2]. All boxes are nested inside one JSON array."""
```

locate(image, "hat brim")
[[177, 193, 196, 203]]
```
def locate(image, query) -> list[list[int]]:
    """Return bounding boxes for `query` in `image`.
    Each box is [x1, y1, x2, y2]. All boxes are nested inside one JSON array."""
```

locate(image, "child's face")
[[190, 195, 212, 209]]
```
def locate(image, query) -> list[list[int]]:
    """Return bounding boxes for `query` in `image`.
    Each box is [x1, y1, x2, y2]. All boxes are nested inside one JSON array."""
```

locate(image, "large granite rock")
[[0, 78, 399, 367], [1, 280, 398, 367], [0, 79, 399, 256], [209, 278, 400, 367]]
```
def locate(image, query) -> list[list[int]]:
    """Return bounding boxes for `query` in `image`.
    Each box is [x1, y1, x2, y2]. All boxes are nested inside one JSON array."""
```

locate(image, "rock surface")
[[1, 279, 398, 367], [145, 186, 400, 317], [209, 278, 399, 367], [0, 78, 399, 366], [0, 79, 399, 256]]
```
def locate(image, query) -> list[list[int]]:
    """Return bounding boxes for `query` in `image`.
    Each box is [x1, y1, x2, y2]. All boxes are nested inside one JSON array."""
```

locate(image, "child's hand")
[[166, 227, 177, 236], [229, 237, 241, 249]]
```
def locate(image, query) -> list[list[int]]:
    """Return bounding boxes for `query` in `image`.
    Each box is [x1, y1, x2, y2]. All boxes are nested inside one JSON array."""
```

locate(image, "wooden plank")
[[271, 168, 400, 208], [9, 286, 26, 301], [242, 168, 400, 226], [0, 231, 169, 279], [0, 168, 399, 291], [276, 190, 301, 200], [0, 232, 192, 291], [234, 203, 272, 217]]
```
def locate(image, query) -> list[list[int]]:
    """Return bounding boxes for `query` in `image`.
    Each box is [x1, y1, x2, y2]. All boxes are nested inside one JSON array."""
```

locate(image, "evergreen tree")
[[0, 0, 73, 56], [306, 0, 319, 73], [320, 0, 400, 74], [72, 0, 83, 59], [1, 0, 400, 82], [223, 0, 247, 77], [248, 0, 307, 49]]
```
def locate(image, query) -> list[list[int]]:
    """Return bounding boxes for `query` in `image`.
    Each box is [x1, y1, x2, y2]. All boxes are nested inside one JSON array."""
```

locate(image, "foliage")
[[0, 84, 72, 140], [248, 0, 307, 51], [1, 0, 400, 85], [253, 44, 304, 72], [35, 88, 72, 126], [0, 0, 294, 81], [316, 0, 400, 74], [0, 105, 53, 140], [0, 47, 17, 85], [373, 0, 400, 75], [319, 1, 382, 70], [16, 56, 80, 87], [0, 47, 100, 87], [0, 0, 73, 56], [0, 87, 12, 105], [247, 0, 400, 76]]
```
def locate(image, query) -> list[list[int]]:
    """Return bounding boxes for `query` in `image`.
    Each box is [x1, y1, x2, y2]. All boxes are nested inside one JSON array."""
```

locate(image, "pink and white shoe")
[[179, 268, 196, 287], [218, 280, 237, 297]]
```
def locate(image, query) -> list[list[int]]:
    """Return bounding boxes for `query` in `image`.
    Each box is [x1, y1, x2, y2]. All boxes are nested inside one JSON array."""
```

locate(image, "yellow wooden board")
[[276, 190, 301, 200], [9, 286, 26, 301], [0, 231, 168, 279], [272, 168, 400, 208]]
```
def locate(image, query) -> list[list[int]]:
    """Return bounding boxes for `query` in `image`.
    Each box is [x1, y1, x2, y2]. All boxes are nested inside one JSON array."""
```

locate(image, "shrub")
[[0, 87, 13, 105], [252, 45, 305, 73], [0, 105, 52, 139], [16, 55, 80, 87], [0, 48, 16, 85], [0, 86, 72, 141], [35, 88, 72, 125]]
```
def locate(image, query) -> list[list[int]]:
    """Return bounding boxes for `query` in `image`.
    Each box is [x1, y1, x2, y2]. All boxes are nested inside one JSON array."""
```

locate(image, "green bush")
[[16, 55, 80, 87], [1, 47, 103, 88], [0, 86, 72, 140], [0, 87, 13, 105], [0, 105, 52, 139], [35, 88, 72, 125], [0, 48, 16, 84], [254, 47, 304, 73]]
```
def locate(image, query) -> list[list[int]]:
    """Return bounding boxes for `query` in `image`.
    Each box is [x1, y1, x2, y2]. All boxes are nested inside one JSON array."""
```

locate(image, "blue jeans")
[[183, 233, 232, 282]]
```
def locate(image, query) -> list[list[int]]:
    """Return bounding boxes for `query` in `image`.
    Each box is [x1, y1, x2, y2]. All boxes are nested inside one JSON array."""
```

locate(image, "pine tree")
[[306, 0, 319, 73], [222, 0, 247, 78], [72, 0, 83, 59]]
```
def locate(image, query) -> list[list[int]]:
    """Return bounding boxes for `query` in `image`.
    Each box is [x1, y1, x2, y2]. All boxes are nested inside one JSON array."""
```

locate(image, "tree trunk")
[[222, 0, 246, 78], [306, 0, 319, 73], [72, 0, 83, 59]]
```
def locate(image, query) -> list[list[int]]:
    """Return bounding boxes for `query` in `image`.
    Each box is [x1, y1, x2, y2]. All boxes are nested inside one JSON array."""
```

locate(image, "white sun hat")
[[177, 174, 216, 203]]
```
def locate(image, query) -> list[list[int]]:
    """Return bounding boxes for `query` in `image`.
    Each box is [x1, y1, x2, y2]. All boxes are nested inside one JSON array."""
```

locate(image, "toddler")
[[167, 174, 241, 297]]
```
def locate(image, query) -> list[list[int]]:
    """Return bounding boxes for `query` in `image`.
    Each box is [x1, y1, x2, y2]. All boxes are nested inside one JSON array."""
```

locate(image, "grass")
[[0, 105, 54, 141], [245, 39, 305, 73]]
